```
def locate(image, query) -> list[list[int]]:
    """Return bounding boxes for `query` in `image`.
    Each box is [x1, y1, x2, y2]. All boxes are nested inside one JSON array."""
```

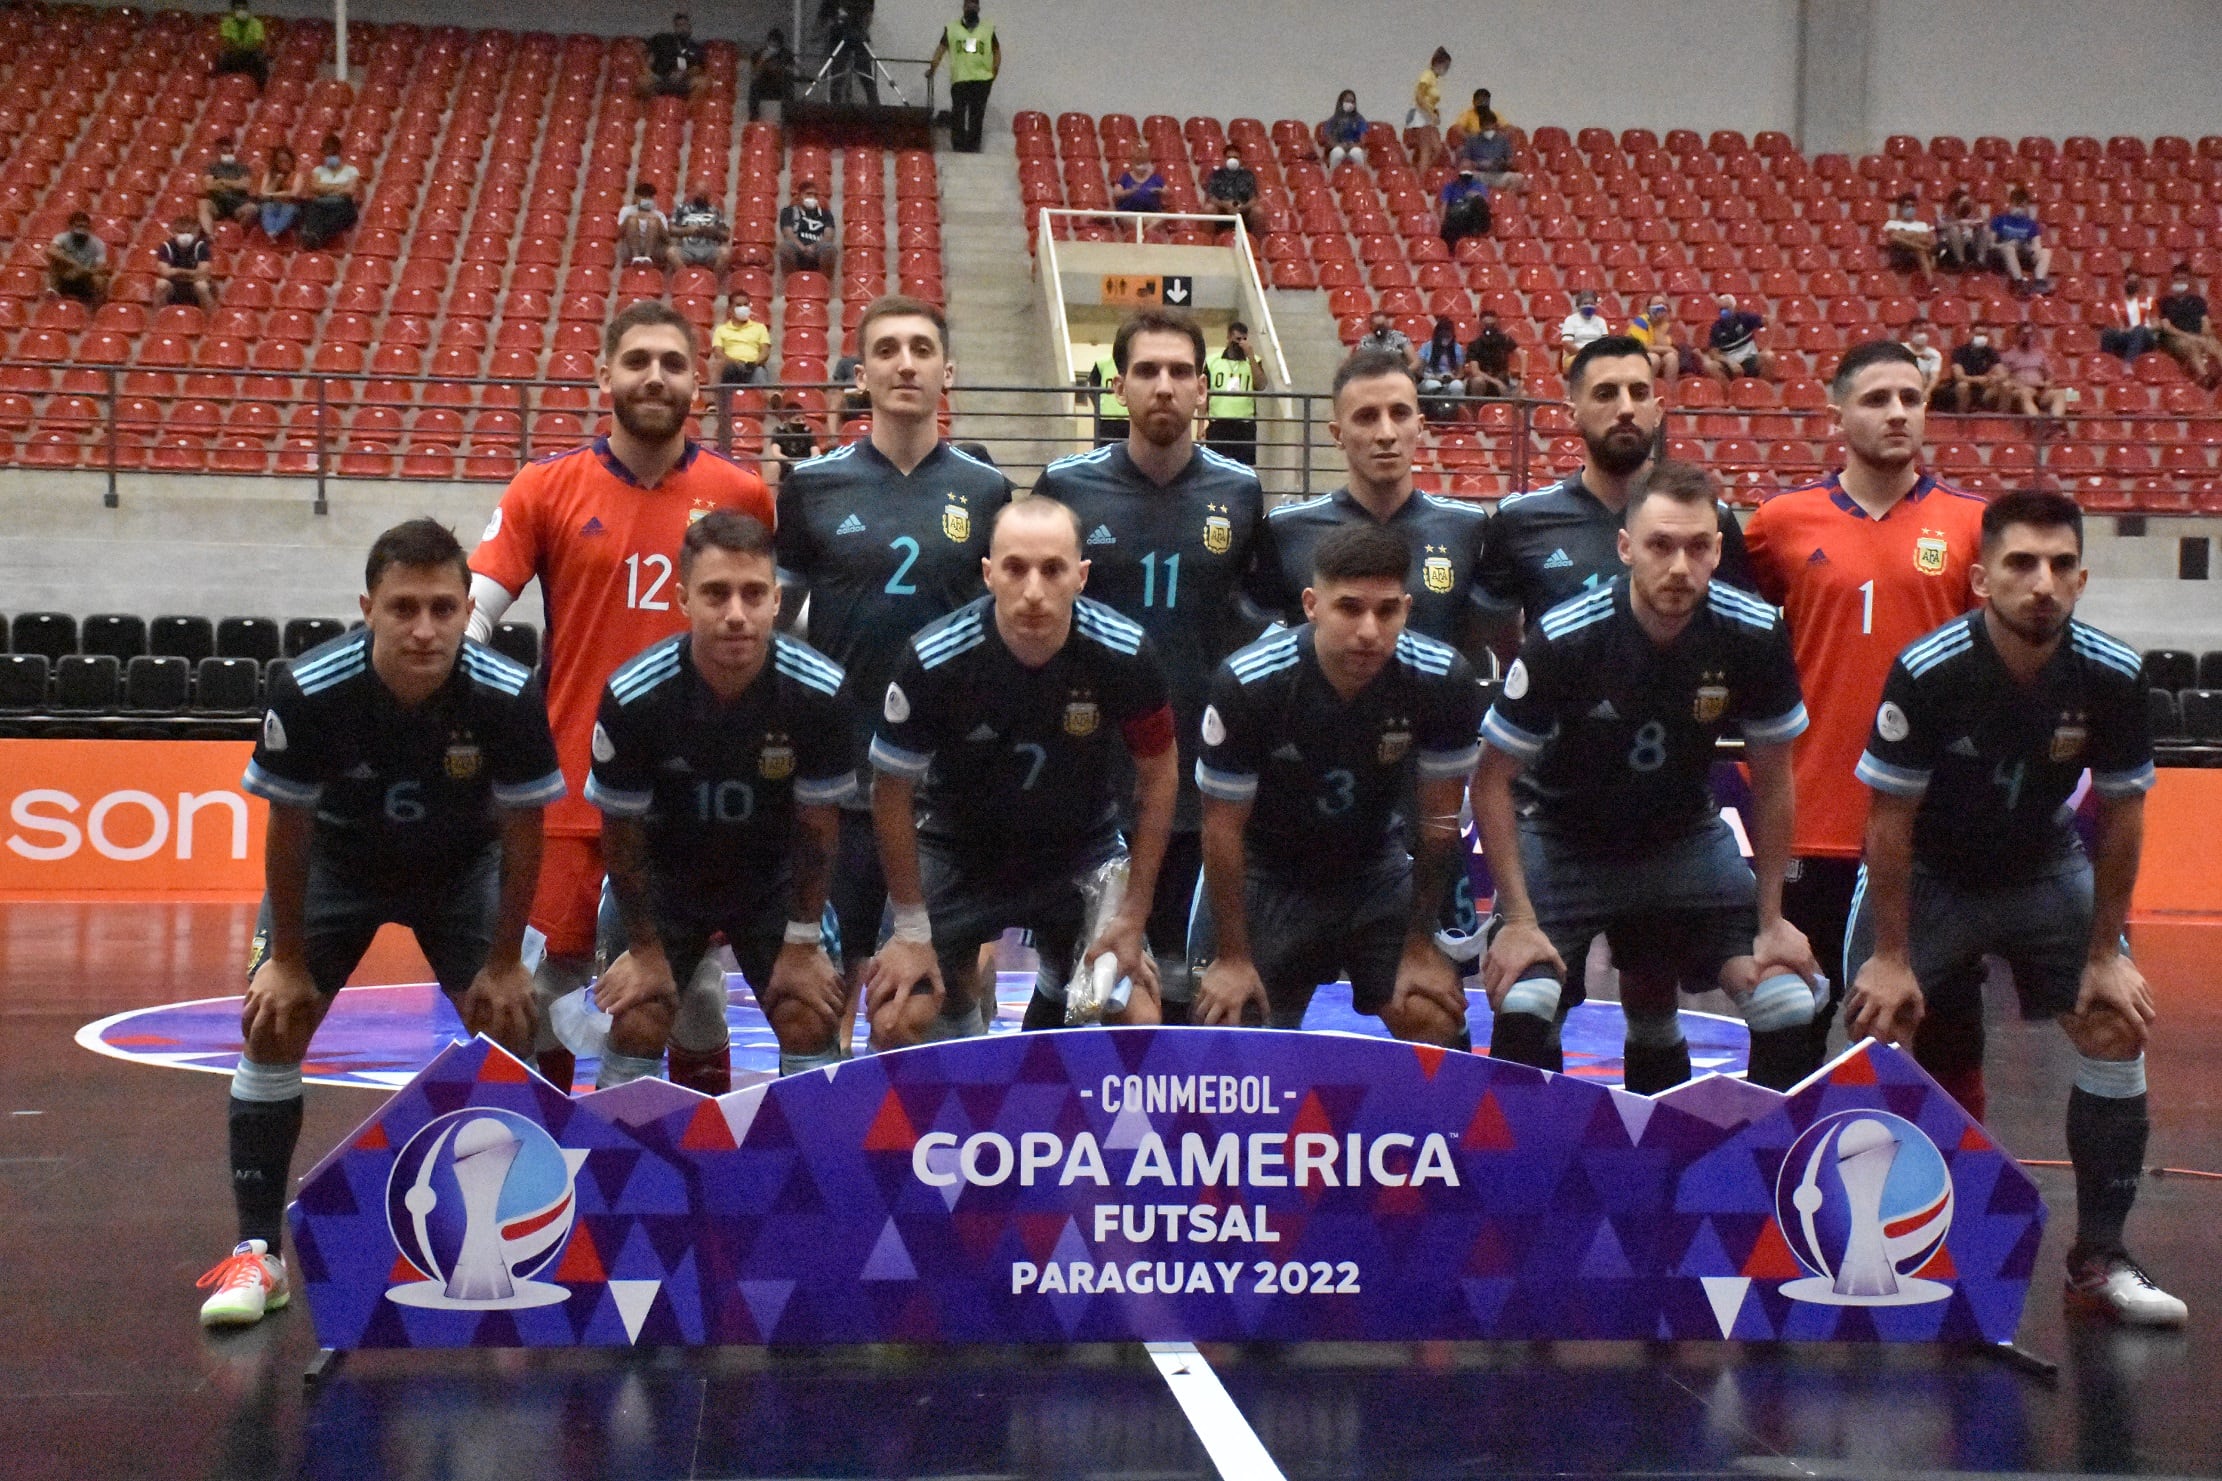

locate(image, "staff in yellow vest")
[[1202, 320, 1269, 467], [927, 3, 1000, 153], [1086, 348, 1129, 446]]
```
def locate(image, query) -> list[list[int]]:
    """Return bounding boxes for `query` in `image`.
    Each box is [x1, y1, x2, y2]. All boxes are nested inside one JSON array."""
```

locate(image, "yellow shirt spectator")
[[711, 315, 771, 366], [1412, 67, 1442, 123]]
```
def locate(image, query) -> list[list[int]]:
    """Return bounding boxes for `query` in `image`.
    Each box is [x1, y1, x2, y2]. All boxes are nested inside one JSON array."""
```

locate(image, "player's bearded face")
[[1573, 357, 1658, 478], [1623, 499, 1719, 620], [604, 328, 697, 442], [1119, 332, 1204, 447], [1976, 529, 2085, 645], [1837, 367, 1926, 468]]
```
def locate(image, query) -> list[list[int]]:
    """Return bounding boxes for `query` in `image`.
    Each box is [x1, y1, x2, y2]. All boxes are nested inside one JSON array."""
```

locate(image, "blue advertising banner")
[[289, 1031, 2042, 1350]]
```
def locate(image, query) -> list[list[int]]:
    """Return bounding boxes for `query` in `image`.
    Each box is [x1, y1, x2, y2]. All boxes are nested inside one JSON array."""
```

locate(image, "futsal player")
[[1845, 489, 2184, 1326], [467, 302, 774, 1094], [774, 295, 1012, 994], [201, 520, 564, 1327], [1034, 307, 1264, 1022], [1475, 461, 1820, 1091], [1194, 524, 1480, 1043], [864, 497, 1178, 1045], [585, 512, 856, 1085], [1742, 340, 1986, 1079]]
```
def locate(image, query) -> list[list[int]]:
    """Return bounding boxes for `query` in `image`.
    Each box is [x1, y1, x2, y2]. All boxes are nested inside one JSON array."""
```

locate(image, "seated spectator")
[[198, 137, 255, 235], [764, 395, 824, 485], [1406, 47, 1451, 174], [1450, 86, 1508, 140], [1319, 90, 1368, 170], [670, 192, 732, 273], [1933, 324, 2007, 413], [1998, 324, 2068, 417], [1935, 188, 1989, 273], [1416, 316, 1465, 418], [2155, 265, 2222, 388], [638, 11, 709, 100], [777, 183, 836, 274], [1903, 319, 1944, 394], [1462, 309, 1520, 397], [155, 216, 217, 314], [1455, 113, 1525, 192], [1202, 147, 1265, 236], [212, 0, 269, 90], [708, 299, 771, 387], [297, 135, 360, 250], [747, 27, 794, 121], [253, 145, 301, 240], [1626, 298, 1684, 383], [1111, 149, 1166, 214], [1356, 309, 1417, 368], [833, 344, 869, 416], [2098, 272, 2159, 362], [1558, 288, 1607, 369], [1881, 192, 1938, 293], [618, 182, 674, 272], [1438, 166, 1491, 247], [1703, 293, 1776, 382], [45, 212, 109, 304], [1990, 187, 2053, 295]]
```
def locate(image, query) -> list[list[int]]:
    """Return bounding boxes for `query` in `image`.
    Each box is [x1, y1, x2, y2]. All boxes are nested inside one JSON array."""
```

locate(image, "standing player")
[[201, 520, 563, 1327], [1845, 490, 2183, 1325], [1474, 462, 1819, 1091], [467, 302, 774, 1094], [1035, 307, 1263, 1022], [1195, 525, 1480, 1042], [585, 513, 855, 1085], [775, 295, 1012, 996], [864, 498, 1178, 1044], [1743, 340, 1986, 1081]]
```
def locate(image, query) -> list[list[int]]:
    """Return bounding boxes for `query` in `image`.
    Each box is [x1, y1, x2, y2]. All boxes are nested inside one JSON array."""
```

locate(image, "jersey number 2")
[[624, 553, 673, 611], [885, 536, 920, 595]]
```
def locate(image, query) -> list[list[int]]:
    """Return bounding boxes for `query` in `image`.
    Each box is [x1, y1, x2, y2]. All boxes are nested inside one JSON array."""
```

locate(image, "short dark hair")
[[1566, 334, 1650, 392], [1626, 458, 1719, 522], [1895, 191, 1918, 207], [1981, 487, 2084, 555], [365, 517, 469, 593], [1227, 319, 1249, 335], [1312, 523, 1411, 586], [991, 494, 1084, 553], [1331, 346, 1420, 400], [680, 509, 775, 580], [854, 293, 949, 356], [1830, 338, 1923, 398], [603, 298, 697, 358], [1113, 307, 1205, 374]]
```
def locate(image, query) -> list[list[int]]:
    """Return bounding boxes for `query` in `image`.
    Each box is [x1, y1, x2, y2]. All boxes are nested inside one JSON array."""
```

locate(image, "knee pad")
[[1498, 971, 1561, 1022], [1621, 1007, 1685, 1050], [1742, 972, 1817, 1035], [671, 950, 733, 1053]]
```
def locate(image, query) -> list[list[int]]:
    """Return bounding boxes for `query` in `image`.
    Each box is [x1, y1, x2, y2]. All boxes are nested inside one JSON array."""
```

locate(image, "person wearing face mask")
[[748, 27, 794, 122], [156, 214, 218, 314], [1451, 86, 1511, 139], [778, 182, 836, 275], [1319, 90, 1368, 170], [1111, 147, 1166, 214], [1934, 324, 2007, 414], [1439, 165, 1491, 249], [1988, 187, 2053, 296], [618, 182, 676, 275], [1936, 187, 1990, 273], [1999, 325, 2067, 419], [1416, 316, 1465, 420], [211, 0, 269, 90], [1557, 289, 1608, 371], [927, 2, 999, 153], [1462, 310, 1521, 397], [670, 191, 732, 274], [2155, 265, 2222, 388], [45, 211, 110, 304], [1882, 191, 1938, 294], [1703, 293, 1776, 383], [638, 10, 709, 101], [1202, 147, 1264, 237], [1626, 298, 1683, 384], [709, 297, 772, 389], [1454, 109, 1525, 193], [198, 135, 255, 235], [1901, 319, 1943, 394], [298, 135, 361, 250]]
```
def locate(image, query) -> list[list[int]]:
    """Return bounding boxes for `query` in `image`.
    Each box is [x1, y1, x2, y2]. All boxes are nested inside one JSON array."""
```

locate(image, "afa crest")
[[1693, 678, 1729, 724], [759, 740, 796, 780], [1063, 700, 1100, 737], [1422, 546, 1455, 594], [942, 502, 971, 543], [1203, 513, 1233, 555], [443, 742, 482, 780], [1378, 727, 1413, 766], [1914, 534, 1948, 576], [2050, 715, 2088, 763], [688, 500, 717, 525]]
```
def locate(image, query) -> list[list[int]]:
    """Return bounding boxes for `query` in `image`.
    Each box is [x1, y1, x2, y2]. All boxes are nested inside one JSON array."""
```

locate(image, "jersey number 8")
[[1627, 721, 1667, 773]]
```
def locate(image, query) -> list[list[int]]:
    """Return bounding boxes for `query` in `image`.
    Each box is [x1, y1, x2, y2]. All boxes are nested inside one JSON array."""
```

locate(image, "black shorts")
[[207, 189, 249, 217], [920, 838, 1117, 1012], [1247, 857, 1410, 1025], [1845, 857, 2094, 1020], [248, 844, 500, 997]]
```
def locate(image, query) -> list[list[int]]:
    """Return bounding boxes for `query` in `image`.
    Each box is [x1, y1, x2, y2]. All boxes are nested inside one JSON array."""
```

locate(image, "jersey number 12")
[[624, 553, 674, 611]]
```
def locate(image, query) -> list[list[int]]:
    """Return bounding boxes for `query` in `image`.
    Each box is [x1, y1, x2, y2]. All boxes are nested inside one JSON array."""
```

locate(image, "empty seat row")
[[2146, 688, 2222, 743], [2140, 650, 2222, 692], [0, 654, 261, 713], [2, 613, 539, 672]]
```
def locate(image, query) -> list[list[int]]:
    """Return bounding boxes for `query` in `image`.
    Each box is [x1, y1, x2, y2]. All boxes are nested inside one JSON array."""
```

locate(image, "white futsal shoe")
[[197, 1239, 290, 1328], [2066, 1248, 2188, 1328]]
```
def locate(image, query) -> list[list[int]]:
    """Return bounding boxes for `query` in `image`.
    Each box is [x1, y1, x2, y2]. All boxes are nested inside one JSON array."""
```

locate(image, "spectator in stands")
[[832, 339, 870, 416], [670, 192, 732, 274], [211, 0, 269, 90], [297, 135, 360, 250], [777, 183, 836, 274], [1202, 146, 1265, 236], [1999, 324, 2068, 418], [1111, 148, 1166, 214], [1455, 112, 1525, 193], [748, 27, 794, 121], [2156, 265, 2222, 388], [1558, 288, 1607, 370], [1627, 297, 1682, 383], [1933, 323, 2007, 412], [253, 145, 301, 240], [198, 136, 254, 235], [764, 394, 823, 485], [1703, 292, 1776, 382], [1357, 309, 1417, 369], [1407, 47, 1451, 174], [2099, 272, 2159, 362], [927, 1, 999, 154], [44, 212, 109, 304], [618, 182, 674, 274], [708, 298, 771, 388], [639, 11, 709, 100], [1320, 90, 1367, 169], [1937, 187, 1989, 273], [1438, 166, 1491, 248], [1903, 319, 1944, 394], [1462, 309, 1520, 397], [1417, 316, 1465, 420], [1882, 192, 1938, 294], [1450, 86, 1508, 139], [155, 215, 217, 314], [1989, 187, 2053, 296]]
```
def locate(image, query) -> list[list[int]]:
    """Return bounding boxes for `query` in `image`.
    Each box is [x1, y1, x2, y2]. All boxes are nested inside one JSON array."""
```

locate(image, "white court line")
[[1147, 1341, 1287, 1480]]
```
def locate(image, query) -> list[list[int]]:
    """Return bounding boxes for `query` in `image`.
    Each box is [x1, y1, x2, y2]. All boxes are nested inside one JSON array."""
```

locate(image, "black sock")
[[1448, 1024, 1472, 1053], [229, 1094, 305, 1251], [1745, 1027, 1810, 1093], [1622, 1039, 1692, 1096], [1489, 1013, 1553, 1069], [1158, 998, 1193, 1027], [1020, 990, 1065, 1031], [2067, 1087, 2147, 1255]]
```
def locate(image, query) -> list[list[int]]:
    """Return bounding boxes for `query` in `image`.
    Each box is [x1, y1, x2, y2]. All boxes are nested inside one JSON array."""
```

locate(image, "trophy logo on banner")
[[1775, 1109, 1956, 1306], [383, 1108, 580, 1310]]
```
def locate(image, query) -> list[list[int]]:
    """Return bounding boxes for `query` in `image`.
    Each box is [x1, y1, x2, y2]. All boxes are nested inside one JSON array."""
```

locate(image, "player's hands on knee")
[[864, 939, 943, 1019], [1751, 917, 1821, 988], [1395, 936, 1468, 1022], [594, 948, 678, 1020], [1084, 914, 1150, 997], [241, 956, 322, 1058], [767, 942, 846, 1035], [1844, 955, 1924, 1046], [460, 957, 537, 1055], [1195, 956, 1268, 1027], [1480, 920, 1564, 1004], [2072, 954, 2155, 1051]]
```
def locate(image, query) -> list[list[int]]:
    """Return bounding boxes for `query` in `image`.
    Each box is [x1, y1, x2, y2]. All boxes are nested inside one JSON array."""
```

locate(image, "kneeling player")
[[587, 512, 855, 1086], [1845, 489, 2184, 1326], [1475, 461, 1821, 1091], [1193, 524, 1479, 1042], [865, 497, 1178, 1044], [202, 519, 563, 1327]]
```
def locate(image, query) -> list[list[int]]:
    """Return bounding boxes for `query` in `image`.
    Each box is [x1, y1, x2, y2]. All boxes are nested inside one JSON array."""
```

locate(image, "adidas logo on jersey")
[[1542, 548, 1573, 569], [966, 722, 998, 741], [1271, 742, 1303, 761], [580, 516, 606, 537], [836, 513, 866, 535], [1087, 524, 1117, 546], [1949, 736, 1979, 757], [344, 762, 376, 779], [1589, 700, 1618, 720], [1807, 547, 1829, 565]]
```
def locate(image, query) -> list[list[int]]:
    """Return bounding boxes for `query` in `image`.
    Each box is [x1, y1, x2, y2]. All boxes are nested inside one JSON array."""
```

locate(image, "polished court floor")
[[4, 899, 2220, 1480]]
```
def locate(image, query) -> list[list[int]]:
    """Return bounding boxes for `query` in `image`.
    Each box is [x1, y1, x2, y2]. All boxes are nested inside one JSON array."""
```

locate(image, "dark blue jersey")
[[1476, 472, 1757, 627], [1249, 486, 1491, 644]]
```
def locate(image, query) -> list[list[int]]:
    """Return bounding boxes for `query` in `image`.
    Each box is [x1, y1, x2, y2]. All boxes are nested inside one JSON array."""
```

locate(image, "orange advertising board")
[[0, 740, 265, 899], [2130, 768, 2222, 918]]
